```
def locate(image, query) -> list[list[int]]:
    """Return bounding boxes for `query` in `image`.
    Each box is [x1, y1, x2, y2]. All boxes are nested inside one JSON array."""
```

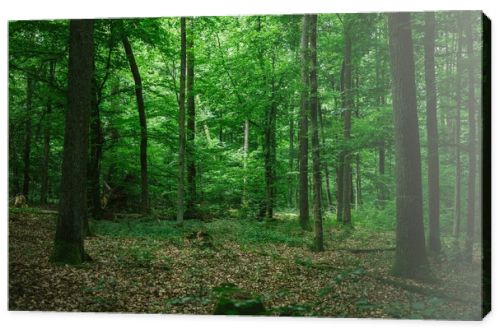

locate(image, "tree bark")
[[319, 104, 333, 210], [22, 75, 33, 200], [453, 19, 464, 242], [288, 113, 295, 208], [341, 18, 353, 226], [388, 12, 428, 278], [52, 19, 93, 264], [177, 17, 187, 224], [242, 119, 250, 207], [122, 34, 149, 214], [186, 18, 197, 215], [424, 12, 441, 253], [298, 14, 310, 230], [309, 15, 323, 251]]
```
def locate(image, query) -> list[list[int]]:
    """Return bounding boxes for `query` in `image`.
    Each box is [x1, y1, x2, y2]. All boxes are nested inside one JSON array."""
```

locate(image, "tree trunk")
[[453, 19, 464, 242], [309, 15, 323, 251], [336, 62, 345, 222], [298, 14, 310, 230], [177, 17, 187, 224], [22, 75, 33, 200], [319, 103, 333, 210], [264, 83, 277, 220], [186, 18, 197, 215], [341, 19, 353, 226], [52, 19, 93, 264], [424, 12, 441, 253], [464, 12, 476, 262], [242, 119, 249, 207], [288, 114, 294, 208], [355, 153, 362, 208], [122, 34, 149, 214], [388, 12, 428, 279], [40, 61, 55, 205]]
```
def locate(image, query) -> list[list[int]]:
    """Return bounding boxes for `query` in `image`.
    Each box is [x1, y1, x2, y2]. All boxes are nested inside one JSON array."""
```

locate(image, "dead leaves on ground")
[[8, 210, 483, 319]]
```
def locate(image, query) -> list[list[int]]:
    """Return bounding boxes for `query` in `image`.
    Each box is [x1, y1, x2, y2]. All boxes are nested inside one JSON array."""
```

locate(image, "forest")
[[8, 11, 489, 319]]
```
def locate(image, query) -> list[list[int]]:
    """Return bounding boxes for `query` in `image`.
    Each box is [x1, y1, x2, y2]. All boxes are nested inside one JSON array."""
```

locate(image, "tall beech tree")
[[424, 12, 441, 253], [52, 19, 93, 264], [341, 17, 353, 226], [309, 14, 324, 251], [186, 18, 197, 216], [388, 12, 428, 278], [122, 32, 149, 214], [298, 14, 310, 230], [177, 17, 187, 225]]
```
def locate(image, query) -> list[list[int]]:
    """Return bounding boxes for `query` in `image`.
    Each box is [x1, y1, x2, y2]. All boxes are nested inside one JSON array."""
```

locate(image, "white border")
[[1, 1, 498, 333]]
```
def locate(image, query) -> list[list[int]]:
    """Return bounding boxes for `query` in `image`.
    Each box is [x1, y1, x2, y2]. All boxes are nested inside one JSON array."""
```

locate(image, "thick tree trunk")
[[52, 20, 93, 264], [186, 18, 197, 215], [388, 12, 428, 279], [122, 34, 149, 214], [298, 14, 310, 230], [464, 12, 476, 262], [22, 76, 33, 200], [341, 19, 353, 226], [424, 12, 441, 253], [309, 15, 323, 251], [40, 61, 55, 205], [177, 17, 187, 224]]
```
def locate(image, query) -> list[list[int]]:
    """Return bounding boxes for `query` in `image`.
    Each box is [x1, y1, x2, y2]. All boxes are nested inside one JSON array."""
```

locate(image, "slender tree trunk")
[[177, 17, 187, 224], [52, 19, 93, 264], [464, 12, 476, 262], [298, 14, 310, 230], [453, 20, 464, 242], [242, 119, 249, 207], [355, 154, 362, 208], [309, 15, 323, 251], [40, 61, 55, 205], [388, 12, 428, 278], [424, 12, 441, 253], [186, 18, 197, 216], [122, 34, 149, 213], [337, 62, 345, 222], [319, 103, 333, 210], [22, 76, 33, 200], [341, 19, 353, 226], [288, 114, 294, 208]]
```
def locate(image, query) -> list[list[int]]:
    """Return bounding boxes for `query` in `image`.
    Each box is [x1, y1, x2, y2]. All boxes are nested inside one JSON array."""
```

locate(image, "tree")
[[388, 12, 428, 278], [452, 19, 464, 242], [341, 16, 353, 226], [52, 19, 93, 264], [177, 17, 187, 225], [298, 14, 310, 230], [122, 32, 149, 214], [309, 14, 324, 251], [424, 12, 441, 253], [186, 18, 197, 216]]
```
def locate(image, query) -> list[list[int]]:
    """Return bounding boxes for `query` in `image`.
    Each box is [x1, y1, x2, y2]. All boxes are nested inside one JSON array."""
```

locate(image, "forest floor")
[[8, 207, 483, 320]]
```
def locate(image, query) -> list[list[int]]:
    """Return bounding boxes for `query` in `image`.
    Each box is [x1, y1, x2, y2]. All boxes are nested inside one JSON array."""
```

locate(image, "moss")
[[50, 239, 84, 265], [213, 288, 266, 315]]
